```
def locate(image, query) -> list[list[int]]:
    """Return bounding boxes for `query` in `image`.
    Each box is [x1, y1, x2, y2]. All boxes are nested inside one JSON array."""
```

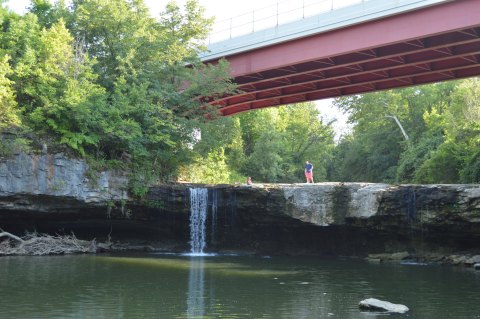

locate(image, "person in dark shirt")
[[304, 160, 314, 183]]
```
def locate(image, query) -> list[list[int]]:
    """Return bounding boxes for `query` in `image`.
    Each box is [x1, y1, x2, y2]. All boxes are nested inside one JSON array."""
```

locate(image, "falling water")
[[189, 188, 208, 255], [406, 187, 417, 220], [210, 189, 218, 245]]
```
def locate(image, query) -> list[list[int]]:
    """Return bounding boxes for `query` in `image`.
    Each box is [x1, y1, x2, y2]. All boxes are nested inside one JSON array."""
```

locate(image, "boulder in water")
[[474, 263, 480, 271], [359, 298, 409, 313]]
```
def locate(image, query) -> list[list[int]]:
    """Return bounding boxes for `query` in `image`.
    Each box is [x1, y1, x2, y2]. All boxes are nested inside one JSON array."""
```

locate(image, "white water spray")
[[189, 188, 208, 255]]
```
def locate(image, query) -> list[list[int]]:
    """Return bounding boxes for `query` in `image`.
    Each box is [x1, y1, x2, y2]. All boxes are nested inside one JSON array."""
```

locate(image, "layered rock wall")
[[1, 154, 479, 255], [0, 153, 127, 204]]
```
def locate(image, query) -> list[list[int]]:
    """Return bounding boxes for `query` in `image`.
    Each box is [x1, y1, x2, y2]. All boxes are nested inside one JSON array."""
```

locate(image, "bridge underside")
[[207, 0, 480, 116]]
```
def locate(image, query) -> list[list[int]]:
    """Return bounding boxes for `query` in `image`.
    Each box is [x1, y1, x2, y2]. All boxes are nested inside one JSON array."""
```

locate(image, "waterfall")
[[210, 189, 218, 245], [189, 188, 209, 255], [407, 188, 417, 220]]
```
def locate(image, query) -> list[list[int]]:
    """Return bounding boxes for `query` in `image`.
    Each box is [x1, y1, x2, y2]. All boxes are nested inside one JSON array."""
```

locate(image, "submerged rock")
[[359, 298, 409, 313]]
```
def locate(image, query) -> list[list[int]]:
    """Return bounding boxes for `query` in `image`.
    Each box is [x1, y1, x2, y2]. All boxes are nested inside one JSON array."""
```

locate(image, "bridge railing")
[[208, 0, 371, 44]]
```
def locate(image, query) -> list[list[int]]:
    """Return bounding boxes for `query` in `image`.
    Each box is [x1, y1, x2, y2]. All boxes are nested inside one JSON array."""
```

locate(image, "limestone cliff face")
[[282, 183, 389, 224], [278, 183, 480, 253], [144, 183, 480, 254], [280, 183, 480, 227], [0, 153, 127, 221], [0, 153, 127, 202], [1, 154, 479, 255]]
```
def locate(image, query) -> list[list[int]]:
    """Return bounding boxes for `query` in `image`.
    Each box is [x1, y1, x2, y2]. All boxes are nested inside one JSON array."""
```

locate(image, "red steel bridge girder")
[[204, 0, 480, 116]]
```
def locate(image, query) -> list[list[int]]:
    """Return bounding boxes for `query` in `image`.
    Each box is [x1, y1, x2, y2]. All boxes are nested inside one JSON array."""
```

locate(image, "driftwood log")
[[0, 229, 97, 256]]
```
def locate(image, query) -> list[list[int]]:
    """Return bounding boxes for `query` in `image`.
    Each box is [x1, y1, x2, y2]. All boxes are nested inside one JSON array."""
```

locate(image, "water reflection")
[[187, 257, 206, 319], [0, 255, 480, 318]]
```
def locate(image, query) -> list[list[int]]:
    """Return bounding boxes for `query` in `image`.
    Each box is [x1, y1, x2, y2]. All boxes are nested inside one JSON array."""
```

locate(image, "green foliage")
[[413, 142, 461, 184], [0, 55, 20, 129], [2, 0, 479, 188], [144, 199, 165, 209], [241, 104, 333, 182], [0, 135, 31, 158], [330, 79, 479, 184], [180, 102, 335, 184], [396, 132, 443, 183], [182, 147, 232, 184], [243, 130, 284, 182], [28, 0, 72, 29], [447, 78, 480, 183], [24, 20, 105, 155], [0, 0, 235, 194], [329, 91, 407, 182], [460, 150, 480, 183]]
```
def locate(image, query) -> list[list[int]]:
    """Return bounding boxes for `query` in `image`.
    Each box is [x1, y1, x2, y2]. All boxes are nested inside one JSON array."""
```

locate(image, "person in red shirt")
[[304, 160, 314, 183]]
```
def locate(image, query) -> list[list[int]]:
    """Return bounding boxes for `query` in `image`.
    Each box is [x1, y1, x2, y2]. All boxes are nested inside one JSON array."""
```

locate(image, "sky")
[[4, 0, 352, 137], [6, 0, 285, 19], [7, 0, 362, 19]]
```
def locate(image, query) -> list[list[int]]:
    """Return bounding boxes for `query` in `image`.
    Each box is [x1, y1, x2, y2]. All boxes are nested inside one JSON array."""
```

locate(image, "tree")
[[234, 103, 335, 183], [331, 92, 407, 182], [446, 78, 480, 183], [329, 80, 479, 184], [0, 0, 236, 190], [28, 0, 72, 29], [7, 16, 105, 154], [0, 55, 20, 130]]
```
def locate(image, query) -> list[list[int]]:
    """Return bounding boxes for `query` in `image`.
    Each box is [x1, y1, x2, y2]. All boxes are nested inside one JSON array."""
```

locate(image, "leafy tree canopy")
[[1, 0, 479, 187], [329, 79, 480, 184], [0, 0, 235, 194]]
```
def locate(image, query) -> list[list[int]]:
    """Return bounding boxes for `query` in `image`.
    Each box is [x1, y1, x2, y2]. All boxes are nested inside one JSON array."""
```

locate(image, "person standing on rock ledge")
[[304, 160, 314, 183]]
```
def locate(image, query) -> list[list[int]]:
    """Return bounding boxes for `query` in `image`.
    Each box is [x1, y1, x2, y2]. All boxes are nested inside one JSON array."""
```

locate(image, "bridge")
[[201, 0, 480, 116]]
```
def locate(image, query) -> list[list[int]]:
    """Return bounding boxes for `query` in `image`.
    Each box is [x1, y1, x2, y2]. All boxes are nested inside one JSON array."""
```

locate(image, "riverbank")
[[365, 251, 480, 269]]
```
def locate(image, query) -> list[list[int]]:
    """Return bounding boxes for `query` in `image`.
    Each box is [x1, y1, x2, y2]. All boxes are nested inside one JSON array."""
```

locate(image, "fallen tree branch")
[[0, 230, 96, 256], [0, 230, 25, 243]]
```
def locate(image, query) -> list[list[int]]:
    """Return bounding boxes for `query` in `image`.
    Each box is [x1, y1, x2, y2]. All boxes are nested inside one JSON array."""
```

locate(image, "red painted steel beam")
[[232, 30, 480, 89], [203, 0, 480, 115], [217, 0, 480, 76], [221, 63, 480, 115], [220, 41, 480, 106]]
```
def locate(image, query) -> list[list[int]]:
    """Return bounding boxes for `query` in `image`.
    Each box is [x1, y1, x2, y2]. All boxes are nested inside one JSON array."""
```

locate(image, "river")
[[0, 254, 479, 318]]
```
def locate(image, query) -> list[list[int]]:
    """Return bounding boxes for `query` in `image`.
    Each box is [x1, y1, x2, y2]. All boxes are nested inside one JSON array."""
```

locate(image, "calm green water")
[[1, 254, 479, 319]]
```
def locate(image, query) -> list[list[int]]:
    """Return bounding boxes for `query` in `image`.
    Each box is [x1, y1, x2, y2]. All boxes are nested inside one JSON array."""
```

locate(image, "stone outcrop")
[[1, 153, 480, 256], [0, 153, 127, 205], [283, 182, 389, 224], [0, 153, 129, 240], [359, 298, 409, 314], [281, 182, 480, 227]]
